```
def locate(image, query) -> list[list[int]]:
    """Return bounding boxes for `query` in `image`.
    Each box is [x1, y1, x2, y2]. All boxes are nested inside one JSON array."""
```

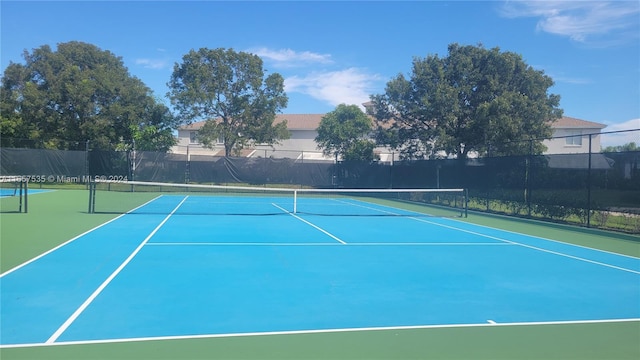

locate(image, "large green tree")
[[0, 41, 178, 151], [370, 43, 562, 159], [168, 48, 289, 156], [315, 104, 377, 162]]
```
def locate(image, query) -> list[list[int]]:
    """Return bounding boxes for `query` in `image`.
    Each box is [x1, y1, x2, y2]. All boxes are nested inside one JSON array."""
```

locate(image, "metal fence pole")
[[185, 145, 190, 184], [526, 139, 533, 217], [587, 134, 593, 227], [85, 140, 90, 188]]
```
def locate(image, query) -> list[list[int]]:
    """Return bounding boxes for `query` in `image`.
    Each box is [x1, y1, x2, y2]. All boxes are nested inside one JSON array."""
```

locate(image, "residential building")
[[542, 116, 607, 154], [174, 114, 329, 160], [173, 115, 607, 159]]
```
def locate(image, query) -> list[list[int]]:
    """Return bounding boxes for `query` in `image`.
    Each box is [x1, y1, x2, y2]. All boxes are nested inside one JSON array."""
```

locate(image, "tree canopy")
[[0, 41, 178, 151], [370, 43, 563, 159], [603, 142, 638, 153], [168, 48, 289, 156], [315, 104, 377, 162]]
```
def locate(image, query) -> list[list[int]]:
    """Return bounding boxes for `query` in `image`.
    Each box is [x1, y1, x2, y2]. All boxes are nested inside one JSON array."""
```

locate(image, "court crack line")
[[45, 196, 189, 344]]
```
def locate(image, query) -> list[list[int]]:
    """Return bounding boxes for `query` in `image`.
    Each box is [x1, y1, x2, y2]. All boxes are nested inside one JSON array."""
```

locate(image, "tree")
[[0, 41, 178, 151], [603, 142, 638, 153], [117, 102, 177, 152], [315, 104, 377, 162], [168, 48, 289, 156], [370, 43, 562, 159]]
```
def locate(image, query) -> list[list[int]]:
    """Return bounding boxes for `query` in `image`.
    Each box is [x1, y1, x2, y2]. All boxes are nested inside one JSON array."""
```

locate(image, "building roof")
[[551, 116, 607, 129], [277, 114, 324, 129], [179, 114, 324, 131], [179, 115, 605, 131]]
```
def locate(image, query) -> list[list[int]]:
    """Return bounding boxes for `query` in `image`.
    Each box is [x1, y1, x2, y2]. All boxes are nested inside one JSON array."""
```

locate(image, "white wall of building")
[[543, 129, 603, 154]]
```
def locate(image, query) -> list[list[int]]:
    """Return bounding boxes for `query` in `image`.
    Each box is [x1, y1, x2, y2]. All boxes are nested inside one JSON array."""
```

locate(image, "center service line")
[[46, 196, 189, 344], [271, 203, 347, 244]]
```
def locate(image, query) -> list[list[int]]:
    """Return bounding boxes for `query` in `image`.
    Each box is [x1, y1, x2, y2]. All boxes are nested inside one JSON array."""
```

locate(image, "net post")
[[88, 179, 94, 214], [293, 190, 298, 214], [92, 180, 97, 213], [18, 180, 23, 213], [23, 179, 28, 213]]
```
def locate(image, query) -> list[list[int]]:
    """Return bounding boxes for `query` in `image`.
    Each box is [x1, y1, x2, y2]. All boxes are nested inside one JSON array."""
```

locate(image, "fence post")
[[130, 140, 136, 182], [587, 134, 592, 227], [185, 145, 190, 184], [85, 140, 90, 187], [526, 139, 533, 217]]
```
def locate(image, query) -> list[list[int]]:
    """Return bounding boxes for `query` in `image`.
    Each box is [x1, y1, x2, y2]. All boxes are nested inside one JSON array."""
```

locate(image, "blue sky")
[[2, 1, 639, 145]]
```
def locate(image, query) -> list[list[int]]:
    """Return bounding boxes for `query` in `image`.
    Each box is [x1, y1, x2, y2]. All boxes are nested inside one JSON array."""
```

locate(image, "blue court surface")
[[1, 194, 639, 347], [0, 188, 52, 197], [0, 189, 16, 197]]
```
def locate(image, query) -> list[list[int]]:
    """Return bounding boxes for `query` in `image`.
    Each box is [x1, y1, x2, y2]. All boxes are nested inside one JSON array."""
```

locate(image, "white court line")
[[334, 199, 640, 275], [3, 318, 638, 349], [45, 196, 189, 344], [337, 197, 638, 259], [145, 242, 513, 247], [0, 195, 163, 278], [333, 198, 402, 216], [455, 214, 640, 260], [271, 203, 347, 244], [409, 216, 640, 275]]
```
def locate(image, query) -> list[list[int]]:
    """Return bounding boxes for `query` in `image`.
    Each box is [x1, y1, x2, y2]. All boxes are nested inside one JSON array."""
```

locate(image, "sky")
[[1, 0, 639, 146]]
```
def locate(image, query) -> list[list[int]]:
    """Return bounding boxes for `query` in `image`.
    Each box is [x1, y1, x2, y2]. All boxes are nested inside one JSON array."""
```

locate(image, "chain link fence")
[[1, 130, 638, 233]]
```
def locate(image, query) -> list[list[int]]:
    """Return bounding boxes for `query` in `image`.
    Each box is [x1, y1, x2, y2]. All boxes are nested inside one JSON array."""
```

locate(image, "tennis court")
[[1, 182, 638, 353]]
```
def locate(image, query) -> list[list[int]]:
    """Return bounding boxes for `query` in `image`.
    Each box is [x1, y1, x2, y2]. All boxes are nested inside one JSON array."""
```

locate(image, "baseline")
[[3, 318, 638, 349], [41, 241, 640, 343]]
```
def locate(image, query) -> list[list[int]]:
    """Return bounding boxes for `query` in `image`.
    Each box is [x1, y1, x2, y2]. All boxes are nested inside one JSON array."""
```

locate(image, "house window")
[[565, 131, 582, 146], [189, 131, 198, 144], [216, 134, 224, 145]]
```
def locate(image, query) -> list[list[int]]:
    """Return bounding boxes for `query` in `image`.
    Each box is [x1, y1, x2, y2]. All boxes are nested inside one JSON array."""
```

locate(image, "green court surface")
[[1, 189, 639, 359]]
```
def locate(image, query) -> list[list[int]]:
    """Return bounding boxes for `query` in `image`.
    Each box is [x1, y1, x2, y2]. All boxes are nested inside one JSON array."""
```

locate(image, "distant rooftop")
[[551, 116, 606, 129], [179, 114, 324, 131], [180, 115, 605, 131]]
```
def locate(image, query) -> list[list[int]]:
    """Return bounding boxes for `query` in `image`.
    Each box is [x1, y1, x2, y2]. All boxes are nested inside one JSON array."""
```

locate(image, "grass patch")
[[2, 321, 638, 360]]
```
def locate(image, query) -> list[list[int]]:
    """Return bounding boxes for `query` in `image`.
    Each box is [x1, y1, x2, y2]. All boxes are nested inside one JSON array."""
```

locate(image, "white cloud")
[[285, 68, 382, 109], [248, 47, 333, 67], [500, 1, 639, 45], [605, 118, 640, 132], [545, 71, 592, 85], [554, 76, 591, 85], [600, 118, 640, 147], [135, 58, 169, 70]]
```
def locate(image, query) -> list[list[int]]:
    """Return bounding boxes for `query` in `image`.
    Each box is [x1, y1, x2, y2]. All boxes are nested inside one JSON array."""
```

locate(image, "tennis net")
[[89, 180, 467, 217], [0, 176, 28, 213]]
